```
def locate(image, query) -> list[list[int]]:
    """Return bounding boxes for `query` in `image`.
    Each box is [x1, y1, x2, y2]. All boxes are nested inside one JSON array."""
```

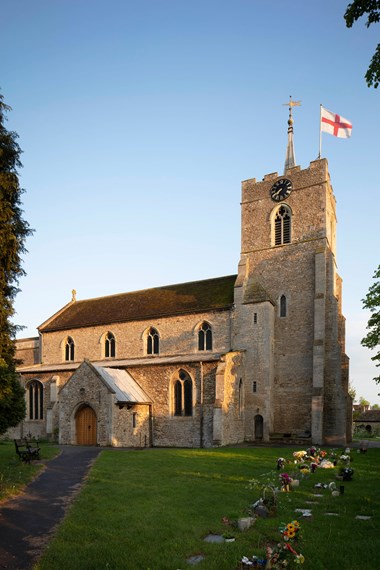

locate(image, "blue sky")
[[2, 0, 379, 403]]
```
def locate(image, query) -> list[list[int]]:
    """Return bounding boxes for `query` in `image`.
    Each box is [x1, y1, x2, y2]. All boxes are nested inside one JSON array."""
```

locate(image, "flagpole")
[[318, 104, 322, 159]]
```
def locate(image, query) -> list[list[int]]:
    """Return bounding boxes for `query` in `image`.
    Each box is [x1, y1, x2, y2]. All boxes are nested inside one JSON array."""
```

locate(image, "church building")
[[11, 110, 351, 447]]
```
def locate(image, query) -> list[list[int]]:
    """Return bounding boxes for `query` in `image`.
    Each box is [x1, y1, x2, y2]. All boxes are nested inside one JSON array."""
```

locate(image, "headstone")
[[254, 504, 269, 518], [237, 517, 255, 531], [203, 534, 224, 543], [187, 554, 205, 565]]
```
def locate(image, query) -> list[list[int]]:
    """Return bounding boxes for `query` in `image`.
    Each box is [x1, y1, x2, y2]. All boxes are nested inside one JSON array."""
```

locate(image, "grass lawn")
[[33, 446, 380, 570], [0, 440, 59, 502]]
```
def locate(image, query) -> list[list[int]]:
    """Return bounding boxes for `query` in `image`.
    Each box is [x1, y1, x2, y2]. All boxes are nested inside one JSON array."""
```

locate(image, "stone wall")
[[7, 369, 73, 441], [15, 337, 40, 367], [39, 310, 231, 366], [129, 360, 219, 447]]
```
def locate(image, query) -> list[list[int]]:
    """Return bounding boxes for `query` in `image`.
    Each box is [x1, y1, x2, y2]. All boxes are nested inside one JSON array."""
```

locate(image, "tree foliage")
[[344, 1, 380, 88], [348, 381, 357, 401], [361, 265, 380, 384], [0, 92, 33, 435]]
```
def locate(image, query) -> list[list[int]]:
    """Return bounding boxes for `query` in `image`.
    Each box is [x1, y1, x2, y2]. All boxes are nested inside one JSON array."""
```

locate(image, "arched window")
[[105, 332, 116, 358], [65, 337, 75, 361], [198, 322, 212, 351], [238, 378, 243, 417], [28, 380, 43, 420], [173, 370, 193, 416], [280, 295, 287, 317], [274, 205, 291, 245], [147, 327, 159, 355], [174, 381, 182, 416]]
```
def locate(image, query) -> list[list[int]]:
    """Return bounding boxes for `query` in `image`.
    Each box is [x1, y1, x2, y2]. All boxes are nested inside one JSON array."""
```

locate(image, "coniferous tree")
[[0, 93, 33, 435]]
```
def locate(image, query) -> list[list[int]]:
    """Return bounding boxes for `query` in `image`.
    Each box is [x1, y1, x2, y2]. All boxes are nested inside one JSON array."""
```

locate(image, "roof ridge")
[[39, 274, 237, 333], [72, 274, 237, 304]]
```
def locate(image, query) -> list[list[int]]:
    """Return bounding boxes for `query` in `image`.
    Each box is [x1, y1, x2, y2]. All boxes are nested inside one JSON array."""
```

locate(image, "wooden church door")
[[254, 414, 264, 440], [76, 405, 97, 445]]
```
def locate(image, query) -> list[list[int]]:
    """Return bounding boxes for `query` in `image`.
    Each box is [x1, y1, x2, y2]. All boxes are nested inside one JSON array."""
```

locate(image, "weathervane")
[[283, 96, 301, 126], [283, 96, 301, 173]]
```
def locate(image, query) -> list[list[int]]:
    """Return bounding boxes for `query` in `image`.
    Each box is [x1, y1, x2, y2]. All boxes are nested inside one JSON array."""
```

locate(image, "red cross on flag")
[[321, 106, 352, 138]]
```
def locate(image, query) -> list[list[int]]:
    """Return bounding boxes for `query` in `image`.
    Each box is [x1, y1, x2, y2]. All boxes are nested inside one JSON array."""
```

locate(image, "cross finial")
[[283, 96, 301, 173], [72, 289, 77, 302]]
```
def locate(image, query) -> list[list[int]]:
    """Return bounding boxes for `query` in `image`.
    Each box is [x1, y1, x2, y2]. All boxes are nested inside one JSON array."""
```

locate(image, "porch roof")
[[92, 364, 152, 404]]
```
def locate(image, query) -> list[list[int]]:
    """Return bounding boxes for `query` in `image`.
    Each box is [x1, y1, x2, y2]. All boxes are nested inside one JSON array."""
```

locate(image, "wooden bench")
[[14, 439, 41, 463]]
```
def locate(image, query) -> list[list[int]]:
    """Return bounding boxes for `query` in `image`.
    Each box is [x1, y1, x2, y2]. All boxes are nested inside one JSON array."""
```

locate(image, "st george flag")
[[320, 106, 352, 138]]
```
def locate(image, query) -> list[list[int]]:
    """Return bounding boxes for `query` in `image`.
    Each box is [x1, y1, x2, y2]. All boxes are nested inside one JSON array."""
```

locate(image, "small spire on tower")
[[283, 96, 301, 174]]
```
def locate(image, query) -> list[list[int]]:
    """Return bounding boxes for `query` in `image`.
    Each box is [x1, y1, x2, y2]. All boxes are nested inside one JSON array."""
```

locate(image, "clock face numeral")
[[270, 178, 292, 202]]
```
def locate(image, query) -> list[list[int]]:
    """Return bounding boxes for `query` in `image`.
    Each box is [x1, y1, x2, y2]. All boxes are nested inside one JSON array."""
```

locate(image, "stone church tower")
[[233, 151, 349, 444]]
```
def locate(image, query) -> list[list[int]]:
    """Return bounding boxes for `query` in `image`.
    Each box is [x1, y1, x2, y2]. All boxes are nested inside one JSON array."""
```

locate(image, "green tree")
[[0, 93, 33, 435], [348, 381, 357, 401], [344, 1, 380, 88], [359, 396, 370, 407], [361, 265, 380, 384]]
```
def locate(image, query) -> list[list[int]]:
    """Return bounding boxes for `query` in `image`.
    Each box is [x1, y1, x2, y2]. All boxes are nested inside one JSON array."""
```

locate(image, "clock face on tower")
[[270, 178, 292, 202]]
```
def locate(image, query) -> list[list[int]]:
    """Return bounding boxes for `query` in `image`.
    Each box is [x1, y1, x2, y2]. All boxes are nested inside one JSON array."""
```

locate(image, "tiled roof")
[[40, 275, 237, 332]]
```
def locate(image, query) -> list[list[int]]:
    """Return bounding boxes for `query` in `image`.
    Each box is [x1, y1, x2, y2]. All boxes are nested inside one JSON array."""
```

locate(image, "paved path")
[[0, 446, 101, 570]]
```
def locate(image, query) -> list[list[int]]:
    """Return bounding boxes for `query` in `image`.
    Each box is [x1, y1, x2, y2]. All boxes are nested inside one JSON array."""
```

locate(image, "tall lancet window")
[[198, 322, 212, 351], [147, 327, 160, 355], [173, 370, 193, 417], [280, 295, 287, 318], [274, 205, 291, 246], [105, 332, 116, 358], [28, 380, 44, 420], [65, 337, 75, 361]]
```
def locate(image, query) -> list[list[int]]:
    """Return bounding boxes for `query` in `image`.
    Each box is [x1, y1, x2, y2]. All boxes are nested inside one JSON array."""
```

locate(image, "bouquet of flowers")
[[265, 521, 304, 568], [339, 467, 354, 481], [306, 446, 319, 457], [279, 520, 302, 542], [293, 450, 307, 463], [279, 472, 292, 491], [277, 457, 286, 470]]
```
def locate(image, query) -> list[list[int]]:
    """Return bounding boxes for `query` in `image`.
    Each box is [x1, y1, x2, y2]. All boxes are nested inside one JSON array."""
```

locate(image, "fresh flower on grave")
[[279, 520, 301, 542], [339, 467, 354, 481], [306, 446, 319, 457], [277, 457, 286, 470], [293, 450, 307, 463], [279, 472, 293, 493], [297, 463, 310, 474], [339, 454, 350, 464], [279, 472, 292, 486], [265, 527, 305, 568], [238, 555, 266, 568], [319, 459, 335, 468], [310, 462, 318, 473]]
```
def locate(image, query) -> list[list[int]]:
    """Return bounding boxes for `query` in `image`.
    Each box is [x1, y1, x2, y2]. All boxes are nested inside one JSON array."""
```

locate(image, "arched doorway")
[[254, 414, 264, 440], [75, 405, 97, 445]]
